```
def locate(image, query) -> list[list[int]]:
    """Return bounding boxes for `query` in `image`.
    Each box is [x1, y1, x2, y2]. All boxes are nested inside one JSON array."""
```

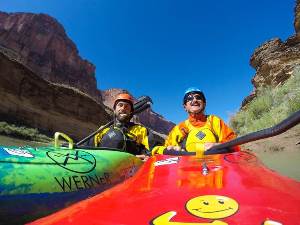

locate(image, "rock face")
[[101, 88, 175, 135], [250, 37, 300, 89], [294, 0, 300, 34], [0, 11, 100, 101], [243, 1, 300, 107], [138, 109, 174, 135], [0, 51, 111, 140]]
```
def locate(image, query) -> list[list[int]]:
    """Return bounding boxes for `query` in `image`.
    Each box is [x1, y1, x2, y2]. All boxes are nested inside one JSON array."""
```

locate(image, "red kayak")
[[29, 150, 300, 225]]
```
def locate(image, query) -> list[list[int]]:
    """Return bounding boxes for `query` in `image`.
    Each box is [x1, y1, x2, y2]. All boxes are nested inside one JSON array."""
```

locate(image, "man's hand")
[[204, 142, 220, 150], [136, 154, 149, 162], [166, 146, 184, 151]]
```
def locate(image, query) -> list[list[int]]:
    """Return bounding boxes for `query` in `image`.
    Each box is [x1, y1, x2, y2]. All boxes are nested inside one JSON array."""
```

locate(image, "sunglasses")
[[186, 95, 203, 102]]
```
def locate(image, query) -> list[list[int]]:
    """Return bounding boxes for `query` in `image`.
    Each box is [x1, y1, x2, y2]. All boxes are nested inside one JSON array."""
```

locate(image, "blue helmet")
[[183, 87, 206, 104]]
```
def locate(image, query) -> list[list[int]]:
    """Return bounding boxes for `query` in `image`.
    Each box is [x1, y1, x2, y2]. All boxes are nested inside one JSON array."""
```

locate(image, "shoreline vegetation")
[[230, 67, 300, 136], [0, 121, 52, 144], [0, 134, 51, 147]]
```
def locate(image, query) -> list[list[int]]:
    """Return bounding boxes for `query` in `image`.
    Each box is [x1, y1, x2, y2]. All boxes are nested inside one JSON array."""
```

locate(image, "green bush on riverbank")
[[230, 68, 300, 135], [0, 122, 52, 143]]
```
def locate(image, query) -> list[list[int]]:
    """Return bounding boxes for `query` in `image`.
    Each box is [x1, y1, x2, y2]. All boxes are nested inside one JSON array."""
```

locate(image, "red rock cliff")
[[0, 51, 111, 140], [0, 11, 99, 101]]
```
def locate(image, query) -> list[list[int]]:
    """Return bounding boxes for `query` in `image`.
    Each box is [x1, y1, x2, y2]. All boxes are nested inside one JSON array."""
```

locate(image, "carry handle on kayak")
[[54, 132, 74, 149], [75, 96, 153, 147], [205, 109, 300, 155]]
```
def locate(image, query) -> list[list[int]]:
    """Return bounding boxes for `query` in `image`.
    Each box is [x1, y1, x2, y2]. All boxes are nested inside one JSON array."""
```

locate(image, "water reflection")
[[255, 150, 300, 181]]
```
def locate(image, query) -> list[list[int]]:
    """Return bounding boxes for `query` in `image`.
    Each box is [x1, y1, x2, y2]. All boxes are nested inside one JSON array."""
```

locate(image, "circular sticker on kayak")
[[151, 195, 239, 225], [47, 150, 96, 174], [186, 195, 239, 219]]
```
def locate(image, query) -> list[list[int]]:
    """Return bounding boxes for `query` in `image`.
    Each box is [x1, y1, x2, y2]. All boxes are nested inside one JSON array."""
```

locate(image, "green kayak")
[[0, 132, 143, 224]]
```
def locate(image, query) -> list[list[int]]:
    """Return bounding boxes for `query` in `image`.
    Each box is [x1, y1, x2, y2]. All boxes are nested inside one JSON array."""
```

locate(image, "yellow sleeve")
[[210, 115, 240, 152], [136, 126, 150, 150], [164, 125, 185, 146], [151, 124, 186, 155], [127, 125, 150, 150], [210, 115, 236, 143], [94, 128, 110, 147]]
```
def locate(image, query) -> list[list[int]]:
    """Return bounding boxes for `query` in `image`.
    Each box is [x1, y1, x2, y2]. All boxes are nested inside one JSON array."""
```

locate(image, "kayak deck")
[[30, 151, 300, 225]]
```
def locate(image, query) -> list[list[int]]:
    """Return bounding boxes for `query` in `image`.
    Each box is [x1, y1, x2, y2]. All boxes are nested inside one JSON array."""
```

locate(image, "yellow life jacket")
[[180, 115, 218, 154], [152, 115, 236, 156]]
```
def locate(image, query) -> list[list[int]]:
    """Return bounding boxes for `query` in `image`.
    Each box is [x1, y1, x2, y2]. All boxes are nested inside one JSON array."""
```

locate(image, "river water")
[[255, 150, 300, 181], [1, 135, 299, 181]]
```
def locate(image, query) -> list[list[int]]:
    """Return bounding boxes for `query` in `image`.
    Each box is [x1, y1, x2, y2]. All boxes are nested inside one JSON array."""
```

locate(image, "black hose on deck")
[[163, 149, 196, 156]]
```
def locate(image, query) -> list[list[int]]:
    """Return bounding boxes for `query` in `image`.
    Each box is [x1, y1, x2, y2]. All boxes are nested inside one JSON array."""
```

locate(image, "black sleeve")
[[147, 128, 157, 150]]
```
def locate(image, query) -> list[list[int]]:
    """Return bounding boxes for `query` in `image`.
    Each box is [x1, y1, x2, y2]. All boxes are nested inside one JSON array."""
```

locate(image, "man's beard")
[[115, 112, 132, 123]]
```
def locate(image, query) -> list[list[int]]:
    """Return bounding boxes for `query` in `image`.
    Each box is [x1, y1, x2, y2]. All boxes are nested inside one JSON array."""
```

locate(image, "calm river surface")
[[255, 150, 300, 181], [1, 135, 299, 181]]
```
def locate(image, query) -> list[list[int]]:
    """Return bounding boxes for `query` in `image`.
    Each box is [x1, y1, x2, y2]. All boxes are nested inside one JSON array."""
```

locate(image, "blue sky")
[[0, 0, 295, 124]]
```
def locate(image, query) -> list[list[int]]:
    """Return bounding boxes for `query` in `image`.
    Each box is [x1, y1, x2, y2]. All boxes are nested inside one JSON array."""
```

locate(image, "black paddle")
[[205, 109, 300, 155], [75, 96, 153, 147]]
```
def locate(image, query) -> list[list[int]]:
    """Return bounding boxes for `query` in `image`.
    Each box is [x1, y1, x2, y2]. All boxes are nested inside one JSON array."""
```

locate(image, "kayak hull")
[[30, 151, 300, 225], [0, 145, 142, 224]]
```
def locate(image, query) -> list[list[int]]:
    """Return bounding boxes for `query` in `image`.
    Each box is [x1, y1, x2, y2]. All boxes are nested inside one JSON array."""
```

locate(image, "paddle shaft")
[[205, 109, 300, 155]]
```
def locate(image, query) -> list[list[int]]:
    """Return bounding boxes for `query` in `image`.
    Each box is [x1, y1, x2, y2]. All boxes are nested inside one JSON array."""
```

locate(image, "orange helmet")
[[113, 93, 134, 110]]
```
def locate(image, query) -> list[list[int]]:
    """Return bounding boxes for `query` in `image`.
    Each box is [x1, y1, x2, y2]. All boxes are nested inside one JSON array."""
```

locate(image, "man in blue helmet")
[[151, 87, 239, 155]]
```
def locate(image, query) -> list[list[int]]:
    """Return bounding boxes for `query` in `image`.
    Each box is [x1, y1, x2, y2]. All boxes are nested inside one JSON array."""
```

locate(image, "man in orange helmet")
[[94, 92, 153, 160], [152, 87, 239, 155]]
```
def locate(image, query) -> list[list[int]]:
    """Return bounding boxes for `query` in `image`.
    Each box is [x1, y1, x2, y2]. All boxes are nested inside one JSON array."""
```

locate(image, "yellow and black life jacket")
[[94, 122, 151, 155], [177, 115, 219, 152]]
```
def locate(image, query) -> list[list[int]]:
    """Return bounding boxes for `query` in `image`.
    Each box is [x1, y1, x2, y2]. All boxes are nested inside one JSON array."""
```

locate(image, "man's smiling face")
[[184, 93, 206, 114], [114, 101, 132, 122]]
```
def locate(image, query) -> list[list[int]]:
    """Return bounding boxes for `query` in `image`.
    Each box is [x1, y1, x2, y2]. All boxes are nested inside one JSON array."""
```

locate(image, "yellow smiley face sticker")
[[186, 195, 239, 219]]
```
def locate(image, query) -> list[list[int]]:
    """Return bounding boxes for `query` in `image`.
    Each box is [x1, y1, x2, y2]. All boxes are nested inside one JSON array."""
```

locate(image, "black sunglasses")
[[186, 95, 203, 102]]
